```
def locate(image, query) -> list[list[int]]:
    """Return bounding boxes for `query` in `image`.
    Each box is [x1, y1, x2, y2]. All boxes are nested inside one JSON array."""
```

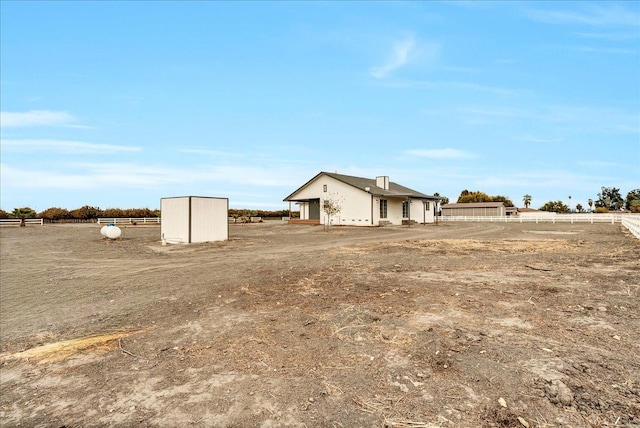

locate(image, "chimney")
[[376, 176, 389, 190]]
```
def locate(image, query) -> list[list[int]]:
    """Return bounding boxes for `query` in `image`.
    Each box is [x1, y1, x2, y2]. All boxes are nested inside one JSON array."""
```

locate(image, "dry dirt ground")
[[1, 221, 639, 428]]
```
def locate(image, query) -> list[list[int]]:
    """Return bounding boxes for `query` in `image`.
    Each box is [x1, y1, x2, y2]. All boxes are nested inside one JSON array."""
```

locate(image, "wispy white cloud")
[[520, 135, 564, 144], [0, 110, 85, 128], [114, 95, 143, 104], [475, 168, 622, 192], [1, 139, 141, 154], [376, 79, 520, 96], [0, 163, 175, 190], [458, 104, 640, 134], [0, 161, 302, 191], [575, 31, 639, 41], [404, 148, 477, 159], [179, 148, 244, 157], [571, 45, 637, 54], [577, 160, 627, 169], [459, 106, 530, 119], [370, 36, 419, 79], [526, 5, 640, 27], [544, 105, 640, 134]]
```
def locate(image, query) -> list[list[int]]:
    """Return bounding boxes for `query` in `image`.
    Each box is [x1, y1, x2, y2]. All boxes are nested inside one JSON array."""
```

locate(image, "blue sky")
[[1, 1, 639, 212]]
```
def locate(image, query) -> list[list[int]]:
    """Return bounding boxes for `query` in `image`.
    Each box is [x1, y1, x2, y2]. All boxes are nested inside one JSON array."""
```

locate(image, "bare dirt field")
[[1, 221, 639, 428]]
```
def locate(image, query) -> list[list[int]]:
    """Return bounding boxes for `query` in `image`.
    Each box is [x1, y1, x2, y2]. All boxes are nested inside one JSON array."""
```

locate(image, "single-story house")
[[441, 202, 507, 217], [283, 172, 440, 226]]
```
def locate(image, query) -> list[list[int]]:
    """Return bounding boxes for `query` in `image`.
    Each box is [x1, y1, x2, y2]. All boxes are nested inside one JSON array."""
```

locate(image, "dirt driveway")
[[1, 221, 639, 427]]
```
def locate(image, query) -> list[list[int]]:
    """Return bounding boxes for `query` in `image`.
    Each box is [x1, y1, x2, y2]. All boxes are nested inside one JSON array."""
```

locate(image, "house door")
[[309, 199, 320, 219]]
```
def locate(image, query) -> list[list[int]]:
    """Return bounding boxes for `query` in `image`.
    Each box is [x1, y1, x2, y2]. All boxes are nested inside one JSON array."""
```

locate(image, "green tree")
[[433, 193, 450, 205], [11, 207, 37, 218], [492, 195, 514, 207], [0, 209, 9, 219], [539, 201, 570, 213], [575, 203, 583, 213], [596, 187, 624, 211], [625, 189, 640, 211], [457, 191, 493, 203], [522, 194, 532, 209], [587, 199, 593, 212], [456, 190, 513, 205]]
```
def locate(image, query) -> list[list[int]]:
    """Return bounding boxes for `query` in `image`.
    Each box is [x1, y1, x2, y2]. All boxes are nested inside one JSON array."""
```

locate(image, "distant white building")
[[441, 202, 507, 217], [283, 172, 440, 226]]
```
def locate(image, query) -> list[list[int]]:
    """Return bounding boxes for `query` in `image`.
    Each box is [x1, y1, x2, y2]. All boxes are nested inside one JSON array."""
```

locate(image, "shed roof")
[[284, 172, 437, 201]]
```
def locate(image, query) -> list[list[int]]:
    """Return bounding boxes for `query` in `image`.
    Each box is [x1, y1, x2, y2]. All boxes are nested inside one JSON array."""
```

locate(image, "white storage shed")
[[160, 196, 229, 244]]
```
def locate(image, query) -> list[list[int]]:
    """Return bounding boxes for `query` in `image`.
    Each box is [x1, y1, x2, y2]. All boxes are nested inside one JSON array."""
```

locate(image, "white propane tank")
[[105, 226, 122, 239]]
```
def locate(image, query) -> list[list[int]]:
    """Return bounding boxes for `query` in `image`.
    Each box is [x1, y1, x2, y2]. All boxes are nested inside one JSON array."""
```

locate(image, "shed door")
[[309, 199, 320, 220]]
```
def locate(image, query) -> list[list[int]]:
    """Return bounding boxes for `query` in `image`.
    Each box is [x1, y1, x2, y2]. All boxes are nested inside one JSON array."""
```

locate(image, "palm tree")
[[568, 195, 572, 212], [11, 207, 36, 219], [588, 198, 593, 213], [522, 194, 532, 209]]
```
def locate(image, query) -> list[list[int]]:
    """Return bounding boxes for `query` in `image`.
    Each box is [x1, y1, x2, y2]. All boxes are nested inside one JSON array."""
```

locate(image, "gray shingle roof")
[[284, 171, 437, 201]]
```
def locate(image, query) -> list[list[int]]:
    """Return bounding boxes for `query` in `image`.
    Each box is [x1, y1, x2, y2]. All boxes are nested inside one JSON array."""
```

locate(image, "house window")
[[323, 184, 327, 192], [402, 201, 409, 218], [425, 201, 430, 211], [380, 199, 388, 219]]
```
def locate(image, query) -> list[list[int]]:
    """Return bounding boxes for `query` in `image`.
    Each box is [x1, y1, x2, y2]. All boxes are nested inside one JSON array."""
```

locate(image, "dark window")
[[402, 201, 409, 218]]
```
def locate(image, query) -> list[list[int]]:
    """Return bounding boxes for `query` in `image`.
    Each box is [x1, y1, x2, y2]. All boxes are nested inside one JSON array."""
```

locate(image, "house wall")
[[372, 198, 436, 225], [420, 200, 436, 224], [288, 174, 437, 226], [382, 198, 403, 225], [291, 176, 373, 225]]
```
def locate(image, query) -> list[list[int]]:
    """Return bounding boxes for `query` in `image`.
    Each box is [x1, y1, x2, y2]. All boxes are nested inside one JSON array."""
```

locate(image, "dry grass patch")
[[0, 330, 144, 364]]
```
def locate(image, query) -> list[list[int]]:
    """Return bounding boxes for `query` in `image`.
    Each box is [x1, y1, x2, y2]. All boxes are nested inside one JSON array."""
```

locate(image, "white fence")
[[441, 213, 640, 240], [97, 217, 161, 225], [440, 214, 633, 224], [621, 217, 640, 239], [0, 218, 44, 226]]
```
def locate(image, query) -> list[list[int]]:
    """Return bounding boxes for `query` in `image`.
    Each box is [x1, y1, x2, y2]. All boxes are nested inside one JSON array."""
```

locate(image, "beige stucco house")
[[283, 172, 440, 226]]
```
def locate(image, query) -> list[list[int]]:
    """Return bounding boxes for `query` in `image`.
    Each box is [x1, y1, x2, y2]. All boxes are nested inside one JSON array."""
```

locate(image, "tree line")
[[437, 187, 639, 213], [3, 186, 638, 220], [0, 206, 297, 221], [534, 187, 640, 213]]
